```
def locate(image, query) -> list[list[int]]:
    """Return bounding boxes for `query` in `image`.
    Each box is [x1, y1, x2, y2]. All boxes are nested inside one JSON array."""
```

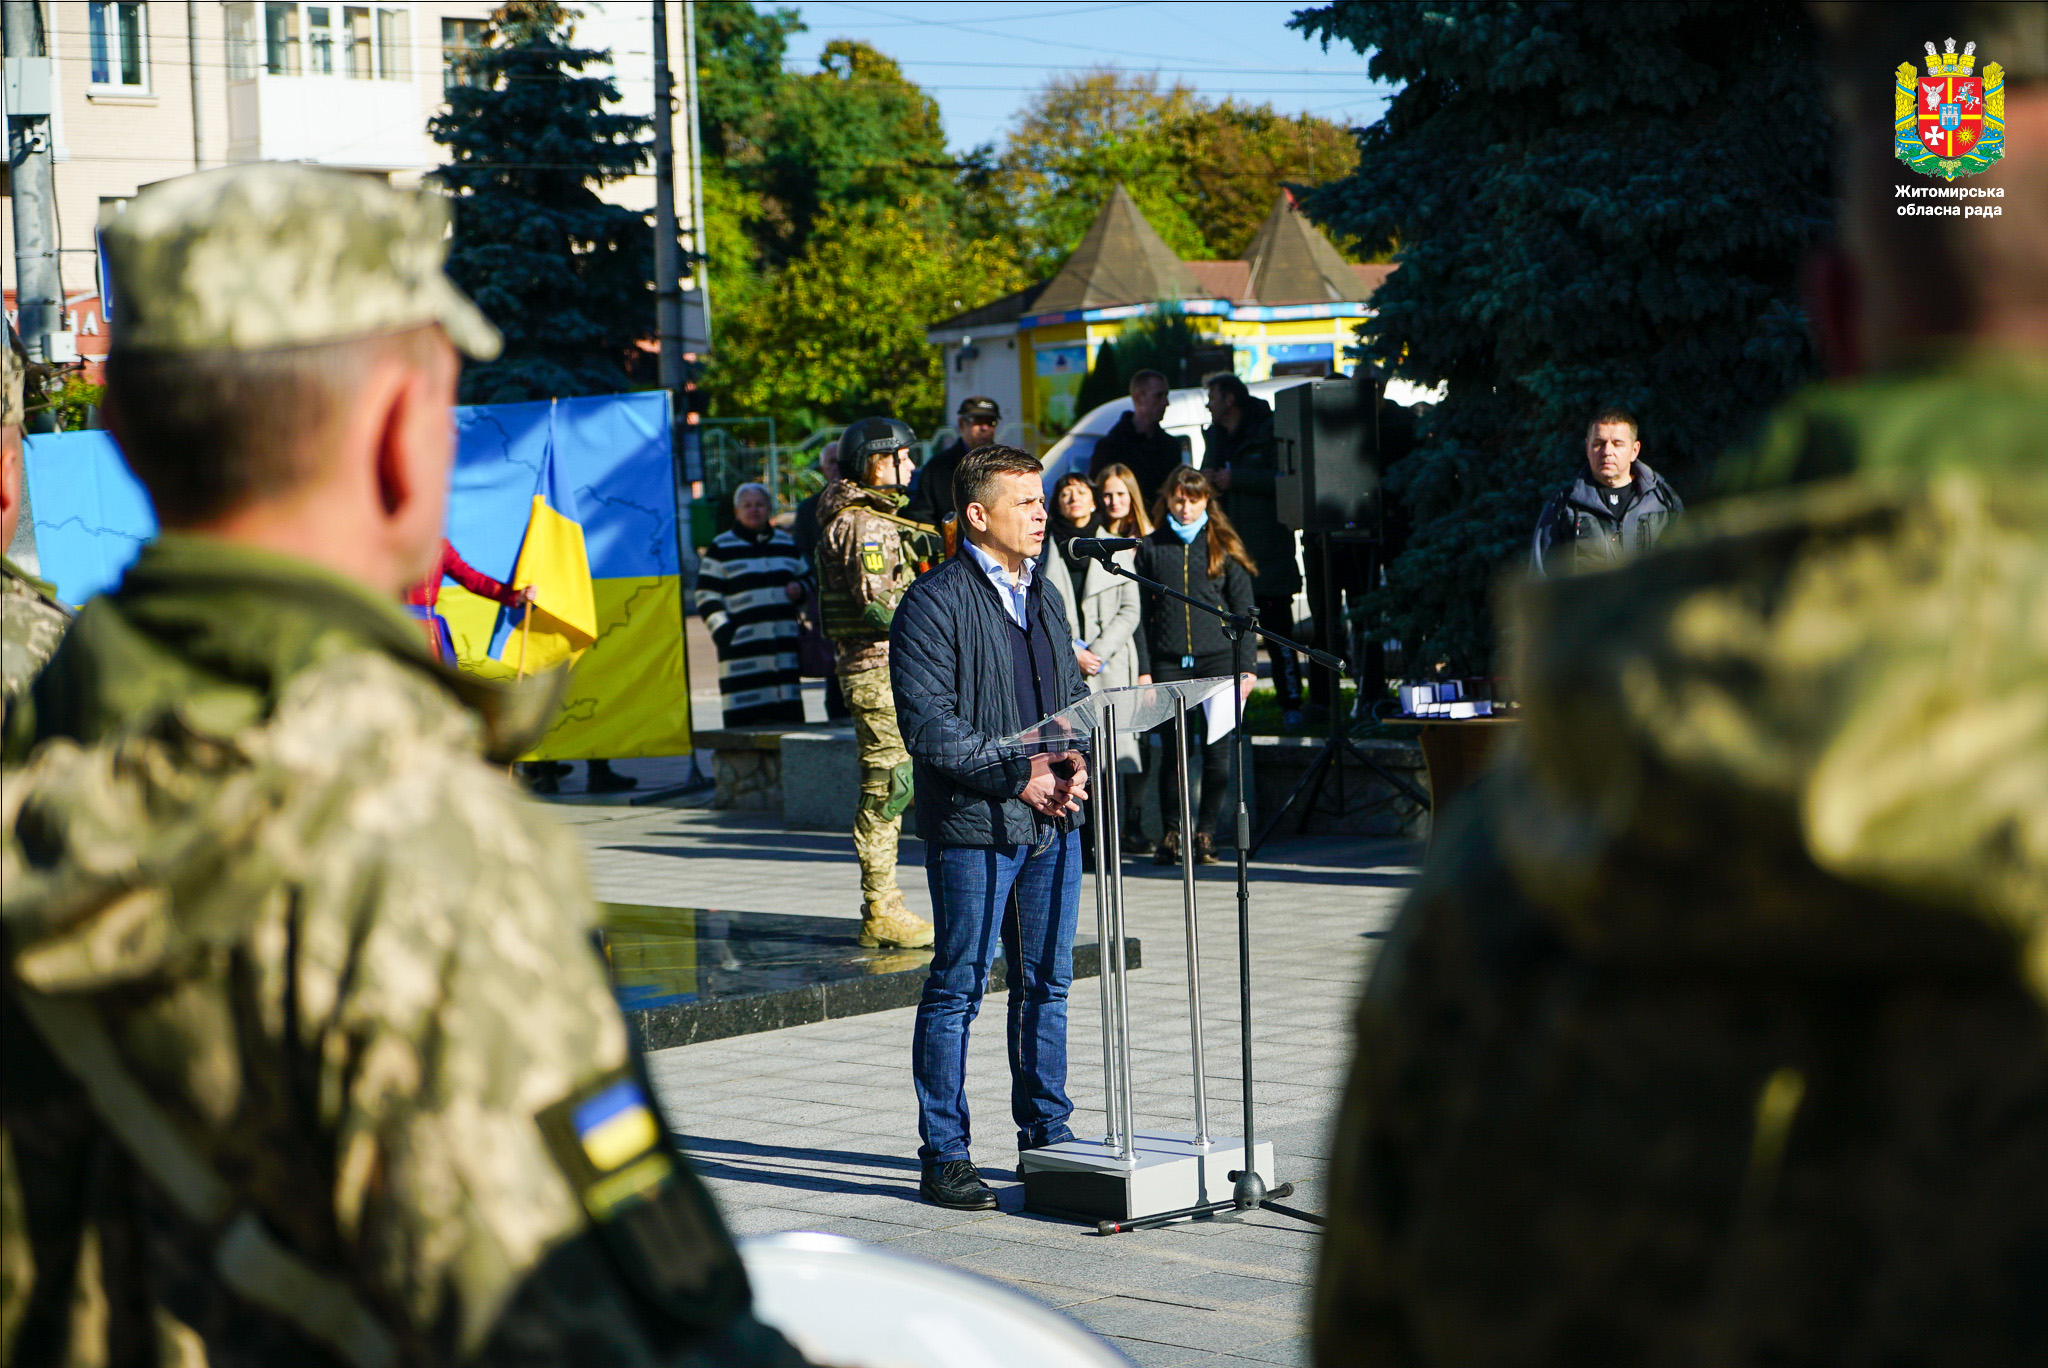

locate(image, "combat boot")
[[859, 890, 934, 949]]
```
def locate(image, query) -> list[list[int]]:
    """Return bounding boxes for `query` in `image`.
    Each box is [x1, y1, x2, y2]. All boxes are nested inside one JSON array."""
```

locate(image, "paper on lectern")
[[1203, 688, 1235, 744]]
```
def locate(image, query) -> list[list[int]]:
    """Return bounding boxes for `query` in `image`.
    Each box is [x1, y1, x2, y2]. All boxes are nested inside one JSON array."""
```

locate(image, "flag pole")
[[509, 599, 533, 779]]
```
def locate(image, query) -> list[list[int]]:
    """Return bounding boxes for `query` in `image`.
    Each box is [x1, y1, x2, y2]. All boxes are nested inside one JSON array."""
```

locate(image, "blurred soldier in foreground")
[[0, 164, 807, 1367], [818, 417, 936, 950], [0, 338, 69, 708], [1315, 4, 2048, 1365]]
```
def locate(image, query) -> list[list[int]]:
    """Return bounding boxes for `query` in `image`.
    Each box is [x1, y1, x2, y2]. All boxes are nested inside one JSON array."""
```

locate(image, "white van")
[[1038, 374, 1444, 495]]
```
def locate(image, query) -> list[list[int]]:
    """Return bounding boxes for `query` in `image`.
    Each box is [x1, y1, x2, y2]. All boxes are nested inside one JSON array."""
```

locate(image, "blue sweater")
[[889, 553, 1090, 848]]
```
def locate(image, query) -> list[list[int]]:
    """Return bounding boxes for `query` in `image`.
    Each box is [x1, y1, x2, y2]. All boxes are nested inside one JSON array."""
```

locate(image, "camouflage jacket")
[[816, 480, 919, 675], [0, 535, 802, 1368], [1314, 352, 2048, 1367], [0, 555, 68, 711]]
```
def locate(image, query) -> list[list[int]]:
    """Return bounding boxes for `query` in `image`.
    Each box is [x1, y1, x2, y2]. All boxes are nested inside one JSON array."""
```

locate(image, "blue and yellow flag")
[[492, 405, 598, 673]]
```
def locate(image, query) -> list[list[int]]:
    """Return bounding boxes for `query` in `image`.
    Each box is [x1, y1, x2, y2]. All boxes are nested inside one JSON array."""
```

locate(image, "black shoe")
[[1153, 830, 1182, 866], [586, 760, 639, 793], [921, 1159, 998, 1210]]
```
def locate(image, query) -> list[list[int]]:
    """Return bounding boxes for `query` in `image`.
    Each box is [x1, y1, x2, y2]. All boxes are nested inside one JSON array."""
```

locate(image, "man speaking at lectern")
[[891, 445, 1093, 1209]]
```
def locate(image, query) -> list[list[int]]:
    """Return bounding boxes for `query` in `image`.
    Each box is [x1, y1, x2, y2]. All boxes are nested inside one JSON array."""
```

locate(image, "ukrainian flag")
[[436, 392, 692, 761], [492, 403, 598, 674]]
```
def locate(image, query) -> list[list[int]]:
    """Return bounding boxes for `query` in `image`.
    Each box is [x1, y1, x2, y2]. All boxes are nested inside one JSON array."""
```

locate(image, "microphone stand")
[[1078, 545, 1331, 1231]]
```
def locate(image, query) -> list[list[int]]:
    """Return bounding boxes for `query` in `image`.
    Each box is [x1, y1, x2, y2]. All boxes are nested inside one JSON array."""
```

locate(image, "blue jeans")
[[912, 830, 1082, 1166]]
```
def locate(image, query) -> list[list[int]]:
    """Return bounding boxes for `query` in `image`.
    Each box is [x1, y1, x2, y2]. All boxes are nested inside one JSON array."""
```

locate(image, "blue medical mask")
[[1169, 509, 1209, 543]]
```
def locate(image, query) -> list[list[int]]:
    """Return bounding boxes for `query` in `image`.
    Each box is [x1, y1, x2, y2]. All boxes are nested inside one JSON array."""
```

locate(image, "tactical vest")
[[817, 507, 922, 645]]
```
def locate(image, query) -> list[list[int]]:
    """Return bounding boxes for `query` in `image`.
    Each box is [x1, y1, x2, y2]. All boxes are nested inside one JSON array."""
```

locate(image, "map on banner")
[[22, 390, 691, 761]]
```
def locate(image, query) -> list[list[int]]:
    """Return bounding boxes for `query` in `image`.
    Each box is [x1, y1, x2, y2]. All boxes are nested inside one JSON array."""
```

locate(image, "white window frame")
[[224, 3, 259, 80], [87, 0, 151, 92], [441, 16, 488, 94], [254, 3, 415, 81]]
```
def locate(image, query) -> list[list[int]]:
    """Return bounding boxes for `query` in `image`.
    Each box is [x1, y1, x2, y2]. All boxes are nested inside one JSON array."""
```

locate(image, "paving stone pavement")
[[553, 782, 1419, 1366]]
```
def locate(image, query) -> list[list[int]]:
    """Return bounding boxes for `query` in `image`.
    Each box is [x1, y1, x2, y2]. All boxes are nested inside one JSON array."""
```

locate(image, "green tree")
[[995, 72, 1366, 270], [1074, 338, 1124, 418], [1167, 101, 1360, 257], [694, 0, 801, 167], [1293, 1, 1833, 673], [750, 40, 958, 267], [429, 1, 653, 404], [690, 2, 803, 335], [1107, 307, 1213, 390], [997, 69, 1208, 275], [718, 200, 1026, 437]]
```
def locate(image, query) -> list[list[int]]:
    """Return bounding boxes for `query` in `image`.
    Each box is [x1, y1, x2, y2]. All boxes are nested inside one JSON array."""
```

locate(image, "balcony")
[[225, 73, 428, 171]]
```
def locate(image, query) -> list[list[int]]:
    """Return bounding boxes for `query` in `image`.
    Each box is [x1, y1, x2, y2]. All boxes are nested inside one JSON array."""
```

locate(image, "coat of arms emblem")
[[1896, 38, 2005, 180]]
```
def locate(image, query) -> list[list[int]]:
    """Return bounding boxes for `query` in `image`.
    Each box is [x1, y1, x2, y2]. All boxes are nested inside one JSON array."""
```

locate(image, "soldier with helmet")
[[0, 164, 809, 1367], [817, 417, 937, 950], [0, 335, 69, 710]]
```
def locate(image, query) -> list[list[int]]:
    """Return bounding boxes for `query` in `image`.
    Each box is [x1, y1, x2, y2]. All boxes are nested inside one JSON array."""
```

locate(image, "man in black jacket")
[[1088, 369, 1182, 507], [905, 395, 1000, 531], [890, 444, 1091, 1210], [1529, 408, 1684, 576], [1202, 373, 1303, 722]]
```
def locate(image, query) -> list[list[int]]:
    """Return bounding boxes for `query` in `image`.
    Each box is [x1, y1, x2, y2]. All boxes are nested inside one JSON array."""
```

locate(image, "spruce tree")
[[1075, 339, 1124, 419], [430, 1, 653, 405], [1293, 1, 1834, 673]]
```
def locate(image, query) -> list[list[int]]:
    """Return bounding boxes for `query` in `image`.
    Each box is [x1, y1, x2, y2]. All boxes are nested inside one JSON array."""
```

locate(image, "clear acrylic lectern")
[[1004, 680, 1274, 1224]]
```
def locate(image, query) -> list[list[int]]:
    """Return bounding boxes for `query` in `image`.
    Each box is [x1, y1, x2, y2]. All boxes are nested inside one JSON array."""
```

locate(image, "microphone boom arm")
[[1095, 558, 1344, 674]]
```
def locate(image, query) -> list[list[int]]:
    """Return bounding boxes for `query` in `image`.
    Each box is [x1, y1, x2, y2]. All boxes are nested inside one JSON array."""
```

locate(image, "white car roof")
[[1039, 377, 1319, 478]]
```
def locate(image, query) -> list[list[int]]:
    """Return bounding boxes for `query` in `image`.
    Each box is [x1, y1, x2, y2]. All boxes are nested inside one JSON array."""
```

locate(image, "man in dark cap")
[[908, 395, 1001, 531], [1314, 3, 2048, 1364]]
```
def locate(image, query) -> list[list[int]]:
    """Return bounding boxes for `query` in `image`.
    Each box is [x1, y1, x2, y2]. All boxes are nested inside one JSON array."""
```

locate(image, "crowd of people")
[[696, 367, 1702, 893], [698, 384, 1305, 872]]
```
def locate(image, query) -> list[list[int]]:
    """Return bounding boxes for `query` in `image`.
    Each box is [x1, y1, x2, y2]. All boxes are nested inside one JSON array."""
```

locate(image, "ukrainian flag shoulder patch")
[[537, 1066, 676, 1220]]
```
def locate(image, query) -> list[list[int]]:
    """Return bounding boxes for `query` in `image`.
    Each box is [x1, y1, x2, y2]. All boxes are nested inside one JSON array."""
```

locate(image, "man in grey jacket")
[[1531, 408, 1684, 575], [890, 444, 1092, 1210]]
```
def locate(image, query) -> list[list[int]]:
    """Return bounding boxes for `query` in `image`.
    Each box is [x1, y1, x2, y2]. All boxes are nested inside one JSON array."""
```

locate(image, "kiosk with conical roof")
[[926, 188, 1392, 452]]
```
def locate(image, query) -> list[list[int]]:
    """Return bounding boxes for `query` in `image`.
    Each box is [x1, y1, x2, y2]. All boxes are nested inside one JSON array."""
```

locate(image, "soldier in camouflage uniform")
[[0, 340, 69, 710], [1313, 5, 2048, 1365], [818, 416, 936, 950], [0, 164, 808, 1368]]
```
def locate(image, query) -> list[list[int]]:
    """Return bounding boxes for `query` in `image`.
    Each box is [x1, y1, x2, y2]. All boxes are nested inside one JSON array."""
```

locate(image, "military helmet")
[[840, 416, 917, 488]]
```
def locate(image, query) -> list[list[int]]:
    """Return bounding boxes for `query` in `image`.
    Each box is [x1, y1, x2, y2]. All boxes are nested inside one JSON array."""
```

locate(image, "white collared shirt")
[[962, 538, 1033, 628]]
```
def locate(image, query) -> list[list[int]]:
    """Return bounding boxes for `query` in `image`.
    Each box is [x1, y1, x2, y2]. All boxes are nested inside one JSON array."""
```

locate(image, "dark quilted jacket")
[[890, 552, 1090, 848]]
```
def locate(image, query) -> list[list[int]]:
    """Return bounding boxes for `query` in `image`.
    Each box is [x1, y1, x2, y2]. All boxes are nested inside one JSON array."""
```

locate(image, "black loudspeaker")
[[1275, 376, 1380, 535]]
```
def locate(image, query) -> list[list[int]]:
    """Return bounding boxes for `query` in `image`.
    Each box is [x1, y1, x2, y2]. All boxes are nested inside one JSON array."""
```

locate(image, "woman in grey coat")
[[1046, 474, 1144, 781]]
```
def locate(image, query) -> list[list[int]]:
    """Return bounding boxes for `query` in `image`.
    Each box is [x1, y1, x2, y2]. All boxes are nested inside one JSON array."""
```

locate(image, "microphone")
[[1067, 537, 1141, 560]]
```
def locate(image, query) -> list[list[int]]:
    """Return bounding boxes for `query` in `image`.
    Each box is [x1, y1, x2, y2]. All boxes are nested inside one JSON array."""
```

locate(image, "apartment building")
[[4, 0, 702, 373]]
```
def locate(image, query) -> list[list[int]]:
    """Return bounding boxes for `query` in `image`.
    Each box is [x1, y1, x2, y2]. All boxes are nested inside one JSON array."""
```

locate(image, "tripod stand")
[[1248, 532, 1428, 858], [1070, 546, 1335, 1234]]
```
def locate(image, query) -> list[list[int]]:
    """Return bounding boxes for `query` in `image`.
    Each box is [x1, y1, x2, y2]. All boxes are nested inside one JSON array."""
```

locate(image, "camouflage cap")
[[100, 163, 501, 360], [2, 338, 21, 429]]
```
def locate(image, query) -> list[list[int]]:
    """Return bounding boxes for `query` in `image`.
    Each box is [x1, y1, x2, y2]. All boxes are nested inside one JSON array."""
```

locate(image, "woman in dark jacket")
[[1136, 466, 1258, 866]]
